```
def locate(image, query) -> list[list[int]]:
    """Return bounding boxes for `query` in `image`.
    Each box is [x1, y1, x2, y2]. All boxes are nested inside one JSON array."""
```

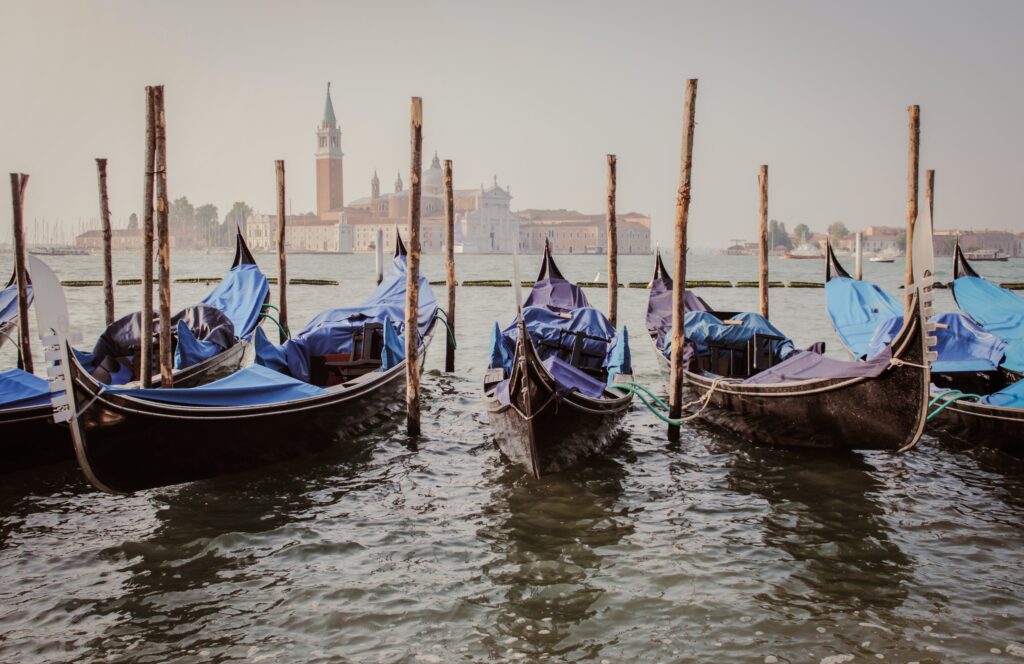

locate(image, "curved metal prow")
[[953, 239, 979, 280], [536, 238, 565, 281], [825, 239, 851, 281], [394, 229, 408, 258], [653, 248, 671, 284], [232, 231, 258, 268]]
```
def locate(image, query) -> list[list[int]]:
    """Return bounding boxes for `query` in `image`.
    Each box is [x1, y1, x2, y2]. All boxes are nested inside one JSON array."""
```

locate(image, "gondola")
[[30, 232, 437, 493], [0, 232, 269, 474], [0, 270, 29, 350], [645, 222, 935, 452], [482, 241, 634, 478], [823, 232, 1024, 455]]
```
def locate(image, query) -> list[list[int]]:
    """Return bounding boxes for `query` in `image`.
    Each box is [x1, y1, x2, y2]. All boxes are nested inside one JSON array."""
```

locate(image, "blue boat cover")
[[491, 306, 618, 374], [524, 277, 591, 313], [952, 276, 1024, 373], [0, 281, 31, 327], [981, 379, 1024, 409], [646, 274, 710, 351], [743, 346, 892, 384], [107, 364, 326, 407], [867, 312, 1006, 374], [669, 311, 796, 361], [825, 276, 902, 358], [0, 368, 51, 409], [269, 255, 436, 382], [200, 263, 269, 336], [253, 326, 289, 373], [174, 319, 223, 369], [494, 355, 608, 406]]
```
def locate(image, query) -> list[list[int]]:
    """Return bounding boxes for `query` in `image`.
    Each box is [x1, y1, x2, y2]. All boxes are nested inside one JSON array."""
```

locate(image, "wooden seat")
[[309, 322, 385, 386]]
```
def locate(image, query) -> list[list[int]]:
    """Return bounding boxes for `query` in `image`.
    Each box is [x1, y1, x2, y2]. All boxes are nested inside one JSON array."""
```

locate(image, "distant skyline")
[[1, 0, 1023, 249]]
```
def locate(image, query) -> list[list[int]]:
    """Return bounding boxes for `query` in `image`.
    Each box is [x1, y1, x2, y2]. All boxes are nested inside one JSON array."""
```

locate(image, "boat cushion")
[[107, 364, 326, 407], [952, 275, 1024, 373], [825, 276, 902, 358], [0, 368, 51, 409]]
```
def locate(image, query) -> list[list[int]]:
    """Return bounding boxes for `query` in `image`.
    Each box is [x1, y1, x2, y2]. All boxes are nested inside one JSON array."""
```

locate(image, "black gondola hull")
[[0, 405, 70, 472], [929, 401, 1024, 456]]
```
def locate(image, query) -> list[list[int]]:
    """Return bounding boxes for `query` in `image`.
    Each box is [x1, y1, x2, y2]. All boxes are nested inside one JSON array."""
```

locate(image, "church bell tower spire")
[[316, 82, 344, 219]]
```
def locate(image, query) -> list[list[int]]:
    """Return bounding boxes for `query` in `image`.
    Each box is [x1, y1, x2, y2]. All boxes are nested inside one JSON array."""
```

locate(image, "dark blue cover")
[[743, 347, 892, 384], [200, 263, 270, 337], [0, 368, 51, 409], [107, 364, 326, 407], [646, 272, 711, 351], [867, 312, 1006, 374], [952, 275, 1024, 373], [981, 379, 1024, 409], [174, 319, 223, 369], [524, 278, 591, 313], [491, 306, 617, 374], [275, 255, 436, 382], [0, 281, 30, 327], [671, 310, 796, 361], [825, 276, 902, 358]]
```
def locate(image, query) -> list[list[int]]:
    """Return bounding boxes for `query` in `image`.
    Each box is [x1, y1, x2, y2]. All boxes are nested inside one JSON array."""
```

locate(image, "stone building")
[[516, 209, 651, 254]]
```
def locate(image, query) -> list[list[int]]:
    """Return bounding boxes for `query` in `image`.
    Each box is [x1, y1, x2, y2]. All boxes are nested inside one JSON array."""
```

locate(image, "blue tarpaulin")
[[268, 256, 436, 382], [0, 281, 30, 327], [670, 310, 796, 361], [491, 306, 618, 374], [200, 263, 269, 337], [952, 275, 1024, 373], [0, 368, 51, 409], [981, 379, 1024, 409], [644, 268, 709, 351], [743, 347, 892, 384], [867, 312, 1006, 374], [174, 319, 223, 369], [825, 276, 902, 358], [524, 278, 591, 313], [107, 364, 326, 407]]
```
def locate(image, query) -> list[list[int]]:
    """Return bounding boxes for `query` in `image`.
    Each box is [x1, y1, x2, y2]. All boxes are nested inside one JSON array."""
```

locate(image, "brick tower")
[[316, 82, 344, 219]]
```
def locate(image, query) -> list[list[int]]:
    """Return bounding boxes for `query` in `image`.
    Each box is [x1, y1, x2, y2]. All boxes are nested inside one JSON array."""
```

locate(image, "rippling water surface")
[[1, 252, 1022, 662]]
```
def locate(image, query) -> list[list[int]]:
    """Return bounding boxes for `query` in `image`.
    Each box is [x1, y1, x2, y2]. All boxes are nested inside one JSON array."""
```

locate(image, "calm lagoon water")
[[1, 251, 1022, 662]]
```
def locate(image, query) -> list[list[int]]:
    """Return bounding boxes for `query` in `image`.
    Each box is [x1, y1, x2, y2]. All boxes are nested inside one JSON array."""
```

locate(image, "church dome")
[[423, 152, 443, 194]]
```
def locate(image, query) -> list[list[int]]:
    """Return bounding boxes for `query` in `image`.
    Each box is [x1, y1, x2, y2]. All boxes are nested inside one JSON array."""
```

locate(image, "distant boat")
[[868, 247, 900, 263], [29, 246, 89, 256], [782, 243, 824, 260], [964, 248, 1009, 262]]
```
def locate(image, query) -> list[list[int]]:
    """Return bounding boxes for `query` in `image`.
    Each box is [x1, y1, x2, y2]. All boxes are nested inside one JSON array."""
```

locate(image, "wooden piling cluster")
[[606, 154, 618, 328], [95, 158, 115, 327], [758, 164, 769, 319], [276, 160, 288, 343], [443, 158, 456, 373], [668, 79, 698, 440], [9, 173, 32, 373], [405, 97, 423, 436]]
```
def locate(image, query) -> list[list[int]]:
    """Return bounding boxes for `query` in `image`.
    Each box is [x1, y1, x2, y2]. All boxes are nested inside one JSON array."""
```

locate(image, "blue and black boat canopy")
[[950, 243, 1024, 373]]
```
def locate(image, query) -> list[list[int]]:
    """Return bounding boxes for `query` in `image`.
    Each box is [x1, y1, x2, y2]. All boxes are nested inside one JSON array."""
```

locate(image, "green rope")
[[259, 312, 290, 341], [261, 303, 280, 313], [625, 380, 670, 412], [433, 311, 457, 349], [609, 384, 686, 426], [927, 389, 982, 421], [435, 307, 449, 322]]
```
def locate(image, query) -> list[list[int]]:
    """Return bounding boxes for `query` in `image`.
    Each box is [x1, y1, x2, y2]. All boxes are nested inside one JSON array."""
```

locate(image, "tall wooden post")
[[375, 227, 384, 285], [668, 79, 698, 441], [96, 158, 115, 327], [904, 105, 920, 314], [9, 173, 32, 374], [758, 164, 769, 319], [275, 160, 288, 343], [141, 86, 156, 387], [925, 169, 935, 225], [405, 97, 423, 436], [154, 85, 173, 387], [855, 231, 863, 280], [606, 154, 618, 327], [443, 158, 456, 373]]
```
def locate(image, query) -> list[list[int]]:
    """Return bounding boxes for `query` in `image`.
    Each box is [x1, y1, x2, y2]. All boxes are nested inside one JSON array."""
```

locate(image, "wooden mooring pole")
[[668, 79, 698, 442], [10, 173, 32, 374], [154, 85, 173, 387], [855, 231, 863, 280], [140, 86, 156, 387], [925, 168, 935, 226], [96, 158, 115, 327], [606, 154, 618, 328], [443, 158, 456, 373], [758, 164, 769, 319], [405, 97, 423, 436], [904, 105, 920, 315], [275, 160, 288, 343]]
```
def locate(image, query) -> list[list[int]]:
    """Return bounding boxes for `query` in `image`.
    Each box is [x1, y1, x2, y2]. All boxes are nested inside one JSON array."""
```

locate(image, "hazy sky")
[[1, 0, 1022, 248]]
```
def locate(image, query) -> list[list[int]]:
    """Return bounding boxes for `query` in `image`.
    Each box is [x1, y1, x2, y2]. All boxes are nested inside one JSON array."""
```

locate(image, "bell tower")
[[316, 82, 344, 219]]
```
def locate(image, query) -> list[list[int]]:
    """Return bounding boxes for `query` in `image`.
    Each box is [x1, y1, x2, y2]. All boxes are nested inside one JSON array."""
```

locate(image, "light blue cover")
[[1, 282, 31, 327], [606, 326, 632, 384], [0, 368, 51, 409], [200, 263, 269, 337], [253, 326, 289, 373], [674, 310, 795, 360], [981, 379, 1024, 409], [825, 276, 902, 358], [107, 364, 326, 407], [866, 312, 1007, 374], [380, 317, 404, 370], [264, 256, 436, 383], [952, 275, 1024, 372], [488, 322, 512, 374], [173, 320, 222, 369]]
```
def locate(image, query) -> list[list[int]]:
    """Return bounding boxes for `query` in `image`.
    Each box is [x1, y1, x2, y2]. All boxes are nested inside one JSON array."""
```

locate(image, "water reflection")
[[478, 448, 632, 660], [720, 441, 913, 617]]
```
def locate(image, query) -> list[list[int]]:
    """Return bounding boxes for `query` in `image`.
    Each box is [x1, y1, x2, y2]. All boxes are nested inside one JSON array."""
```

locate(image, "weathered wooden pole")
[[606, 154, 618, 327], [405, 97, 424, 436], [154, 85, 173, 387], [925, 168, 935, 225], [9, 173, 32, 373], [904, 104, 920, 314], [668, 79, 698, 441], [855, 231, 863, 280], [758, 164, 769, 319], [275, 160, 288, 342], [375, 227, 384, 285], [140, 86, 156, 387], [443, 158, 456, 373], [96, 158, 115, 327]]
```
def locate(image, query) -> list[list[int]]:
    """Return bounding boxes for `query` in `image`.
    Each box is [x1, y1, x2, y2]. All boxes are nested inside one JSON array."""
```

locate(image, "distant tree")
[[195, 204, 219, 250], [224, 202, 253, 235], [169, 196, 196, 250], [792, 223, 811, 245], [827, 221, 850, 243], [768, 219, 793, 251]]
